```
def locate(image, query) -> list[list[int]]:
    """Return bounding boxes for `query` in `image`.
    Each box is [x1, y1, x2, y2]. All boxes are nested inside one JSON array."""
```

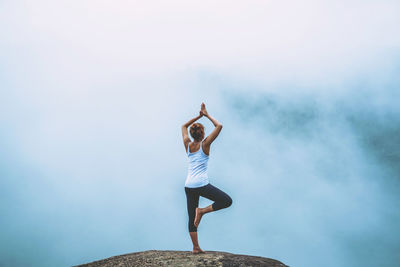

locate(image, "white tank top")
[[185, 141, 210, 188]]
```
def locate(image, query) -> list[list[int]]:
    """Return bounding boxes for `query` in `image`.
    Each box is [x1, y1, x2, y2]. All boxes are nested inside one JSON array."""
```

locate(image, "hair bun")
[[189, 123, 204, 141]]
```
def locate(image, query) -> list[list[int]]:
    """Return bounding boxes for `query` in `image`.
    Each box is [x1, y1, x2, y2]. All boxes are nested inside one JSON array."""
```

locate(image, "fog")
[[1, 1, 399, 266]]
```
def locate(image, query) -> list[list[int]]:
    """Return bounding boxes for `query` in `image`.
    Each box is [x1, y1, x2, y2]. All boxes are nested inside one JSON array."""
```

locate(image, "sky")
[[1, 1, 400, 266]]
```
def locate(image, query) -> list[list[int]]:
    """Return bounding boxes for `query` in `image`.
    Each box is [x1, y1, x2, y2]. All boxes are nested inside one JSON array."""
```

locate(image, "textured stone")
[[74, 250, 289, 267]]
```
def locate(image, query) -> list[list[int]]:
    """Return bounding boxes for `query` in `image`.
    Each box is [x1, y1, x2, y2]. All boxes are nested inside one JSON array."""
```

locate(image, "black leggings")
[[185, 183, 233, 232]]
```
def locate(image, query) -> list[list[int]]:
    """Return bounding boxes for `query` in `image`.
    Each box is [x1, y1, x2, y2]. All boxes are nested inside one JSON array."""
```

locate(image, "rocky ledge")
[[74, 250, 289, 267]]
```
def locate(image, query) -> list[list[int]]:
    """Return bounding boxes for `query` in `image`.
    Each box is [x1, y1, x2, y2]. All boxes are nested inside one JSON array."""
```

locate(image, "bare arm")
[[181, 113, 203, 150], [203, 113, 223, 146], [182, 114, 202, 128]]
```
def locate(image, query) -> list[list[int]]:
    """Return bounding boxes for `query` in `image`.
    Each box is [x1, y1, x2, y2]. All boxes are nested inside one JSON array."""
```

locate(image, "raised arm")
[[181, 113, 203, 150], [203, 114, 223, 146], [201, 103, 223, 146]]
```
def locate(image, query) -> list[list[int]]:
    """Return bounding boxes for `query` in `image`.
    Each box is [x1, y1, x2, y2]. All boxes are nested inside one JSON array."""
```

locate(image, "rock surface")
[[74, 250, 289, 267]]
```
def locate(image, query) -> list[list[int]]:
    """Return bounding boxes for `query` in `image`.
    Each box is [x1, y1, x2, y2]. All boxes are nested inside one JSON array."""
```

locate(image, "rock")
[[74, 250, 289, 267]]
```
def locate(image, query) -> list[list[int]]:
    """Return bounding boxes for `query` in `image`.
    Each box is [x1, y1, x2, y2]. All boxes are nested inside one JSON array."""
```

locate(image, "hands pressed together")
[[199, 102, 209, 117], [182, 101, 221, 136]]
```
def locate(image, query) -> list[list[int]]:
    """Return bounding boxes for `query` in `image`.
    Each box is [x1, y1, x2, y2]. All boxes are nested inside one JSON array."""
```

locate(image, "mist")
[[1, 0, 399, 266]]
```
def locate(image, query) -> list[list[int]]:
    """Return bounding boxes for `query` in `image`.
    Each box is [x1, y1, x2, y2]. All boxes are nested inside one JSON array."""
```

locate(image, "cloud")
[[0, 0, 399, 266], [211, 73, 400, 266]]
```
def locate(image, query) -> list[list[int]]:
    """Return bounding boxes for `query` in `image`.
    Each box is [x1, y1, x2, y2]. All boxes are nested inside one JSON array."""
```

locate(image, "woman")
[[181, 102, 233, 254]]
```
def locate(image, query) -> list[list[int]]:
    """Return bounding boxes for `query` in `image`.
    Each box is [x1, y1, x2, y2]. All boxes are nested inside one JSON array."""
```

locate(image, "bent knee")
[[225, 196, 233, 208]]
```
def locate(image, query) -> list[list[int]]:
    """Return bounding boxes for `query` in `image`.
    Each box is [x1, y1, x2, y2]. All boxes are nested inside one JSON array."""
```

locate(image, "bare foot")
[[194, 208, 204, 228], [192, 246, 205, 254]]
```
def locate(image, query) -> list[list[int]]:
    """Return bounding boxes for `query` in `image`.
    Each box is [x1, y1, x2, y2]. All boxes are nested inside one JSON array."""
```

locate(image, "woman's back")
[[187, 140, 210, 156], [185, 141, 210, 188]]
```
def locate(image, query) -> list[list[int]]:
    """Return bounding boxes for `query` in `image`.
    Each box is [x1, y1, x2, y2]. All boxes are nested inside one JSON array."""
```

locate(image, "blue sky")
[[1, 1, 400, 266]]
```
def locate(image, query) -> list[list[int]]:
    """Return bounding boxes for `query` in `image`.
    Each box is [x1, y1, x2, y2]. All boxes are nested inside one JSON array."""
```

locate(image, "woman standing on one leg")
[[181, 102, 233, 254]]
